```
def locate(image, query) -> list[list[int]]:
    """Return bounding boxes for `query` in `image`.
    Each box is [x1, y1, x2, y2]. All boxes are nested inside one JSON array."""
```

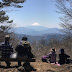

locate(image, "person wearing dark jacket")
[[59, 48, 70, 65], [0, 35, 13, 67], [47, 48, 57, 63], [15, 37, 34, 66]]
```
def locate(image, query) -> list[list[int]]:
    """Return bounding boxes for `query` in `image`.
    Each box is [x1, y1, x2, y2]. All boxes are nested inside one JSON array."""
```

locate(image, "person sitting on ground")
[[15, 36, 34, 66], [58, 48, 70, 65], [47, 48, 57, 64], [0, 35, 13, 67]]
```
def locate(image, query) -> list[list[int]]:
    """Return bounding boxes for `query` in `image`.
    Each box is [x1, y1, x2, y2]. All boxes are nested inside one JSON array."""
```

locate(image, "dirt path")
[[31, 60, 72, 72], [0, 60, 72, 72]]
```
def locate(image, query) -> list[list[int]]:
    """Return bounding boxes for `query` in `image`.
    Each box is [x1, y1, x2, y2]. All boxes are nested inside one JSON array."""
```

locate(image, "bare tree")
[[56, 0, 72, 36], [56, 0, 72, 51]]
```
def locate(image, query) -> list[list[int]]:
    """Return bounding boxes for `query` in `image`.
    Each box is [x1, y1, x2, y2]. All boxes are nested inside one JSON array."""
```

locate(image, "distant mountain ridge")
[[26, 26, 49, 31], [11, 26, 62, 36]]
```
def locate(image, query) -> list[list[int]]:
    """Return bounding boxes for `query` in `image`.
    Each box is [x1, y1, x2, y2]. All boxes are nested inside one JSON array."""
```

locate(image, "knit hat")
[[50, 48, 56, 52], [5, 35, 10, 39]]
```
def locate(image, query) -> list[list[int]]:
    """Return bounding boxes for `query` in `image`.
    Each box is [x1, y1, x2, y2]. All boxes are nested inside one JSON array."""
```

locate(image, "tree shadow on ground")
[[18, 62, 36, 72], [0, 65, 19, 68], [0, 62, 36, 72]]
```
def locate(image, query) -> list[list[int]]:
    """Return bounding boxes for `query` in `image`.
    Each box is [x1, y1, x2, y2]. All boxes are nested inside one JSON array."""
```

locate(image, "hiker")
[[58, 48, 70, 65], [0, 35, 13, 67], [47, 48, 57, 64], [15, 36, 34, 66]]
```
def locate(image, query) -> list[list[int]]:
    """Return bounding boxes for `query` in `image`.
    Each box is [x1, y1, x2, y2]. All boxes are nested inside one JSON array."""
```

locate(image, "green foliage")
[[0, 0, 26, 8], [0, 10, 5, 15], [0, 10, 12, 32], [0, 10, 9, 23], [0, 10, 13, 32], [0, 0, 25, 32], [12, 5, 23, 8], [0, 25, 9, 31], [2, 0, 25, 3], [7, 20, 13, 23]]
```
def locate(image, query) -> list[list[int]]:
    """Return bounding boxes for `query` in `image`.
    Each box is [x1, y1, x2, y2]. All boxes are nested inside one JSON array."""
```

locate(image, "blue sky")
[[5, 0, 61, 28]]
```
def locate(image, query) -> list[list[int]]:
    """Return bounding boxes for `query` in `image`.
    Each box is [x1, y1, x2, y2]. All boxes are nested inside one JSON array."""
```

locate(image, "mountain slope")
[[10, 26, 62, 36]]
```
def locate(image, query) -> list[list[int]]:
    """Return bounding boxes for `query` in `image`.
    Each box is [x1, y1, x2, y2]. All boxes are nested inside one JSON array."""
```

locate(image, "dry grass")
[[0, 60, 72, 72]]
